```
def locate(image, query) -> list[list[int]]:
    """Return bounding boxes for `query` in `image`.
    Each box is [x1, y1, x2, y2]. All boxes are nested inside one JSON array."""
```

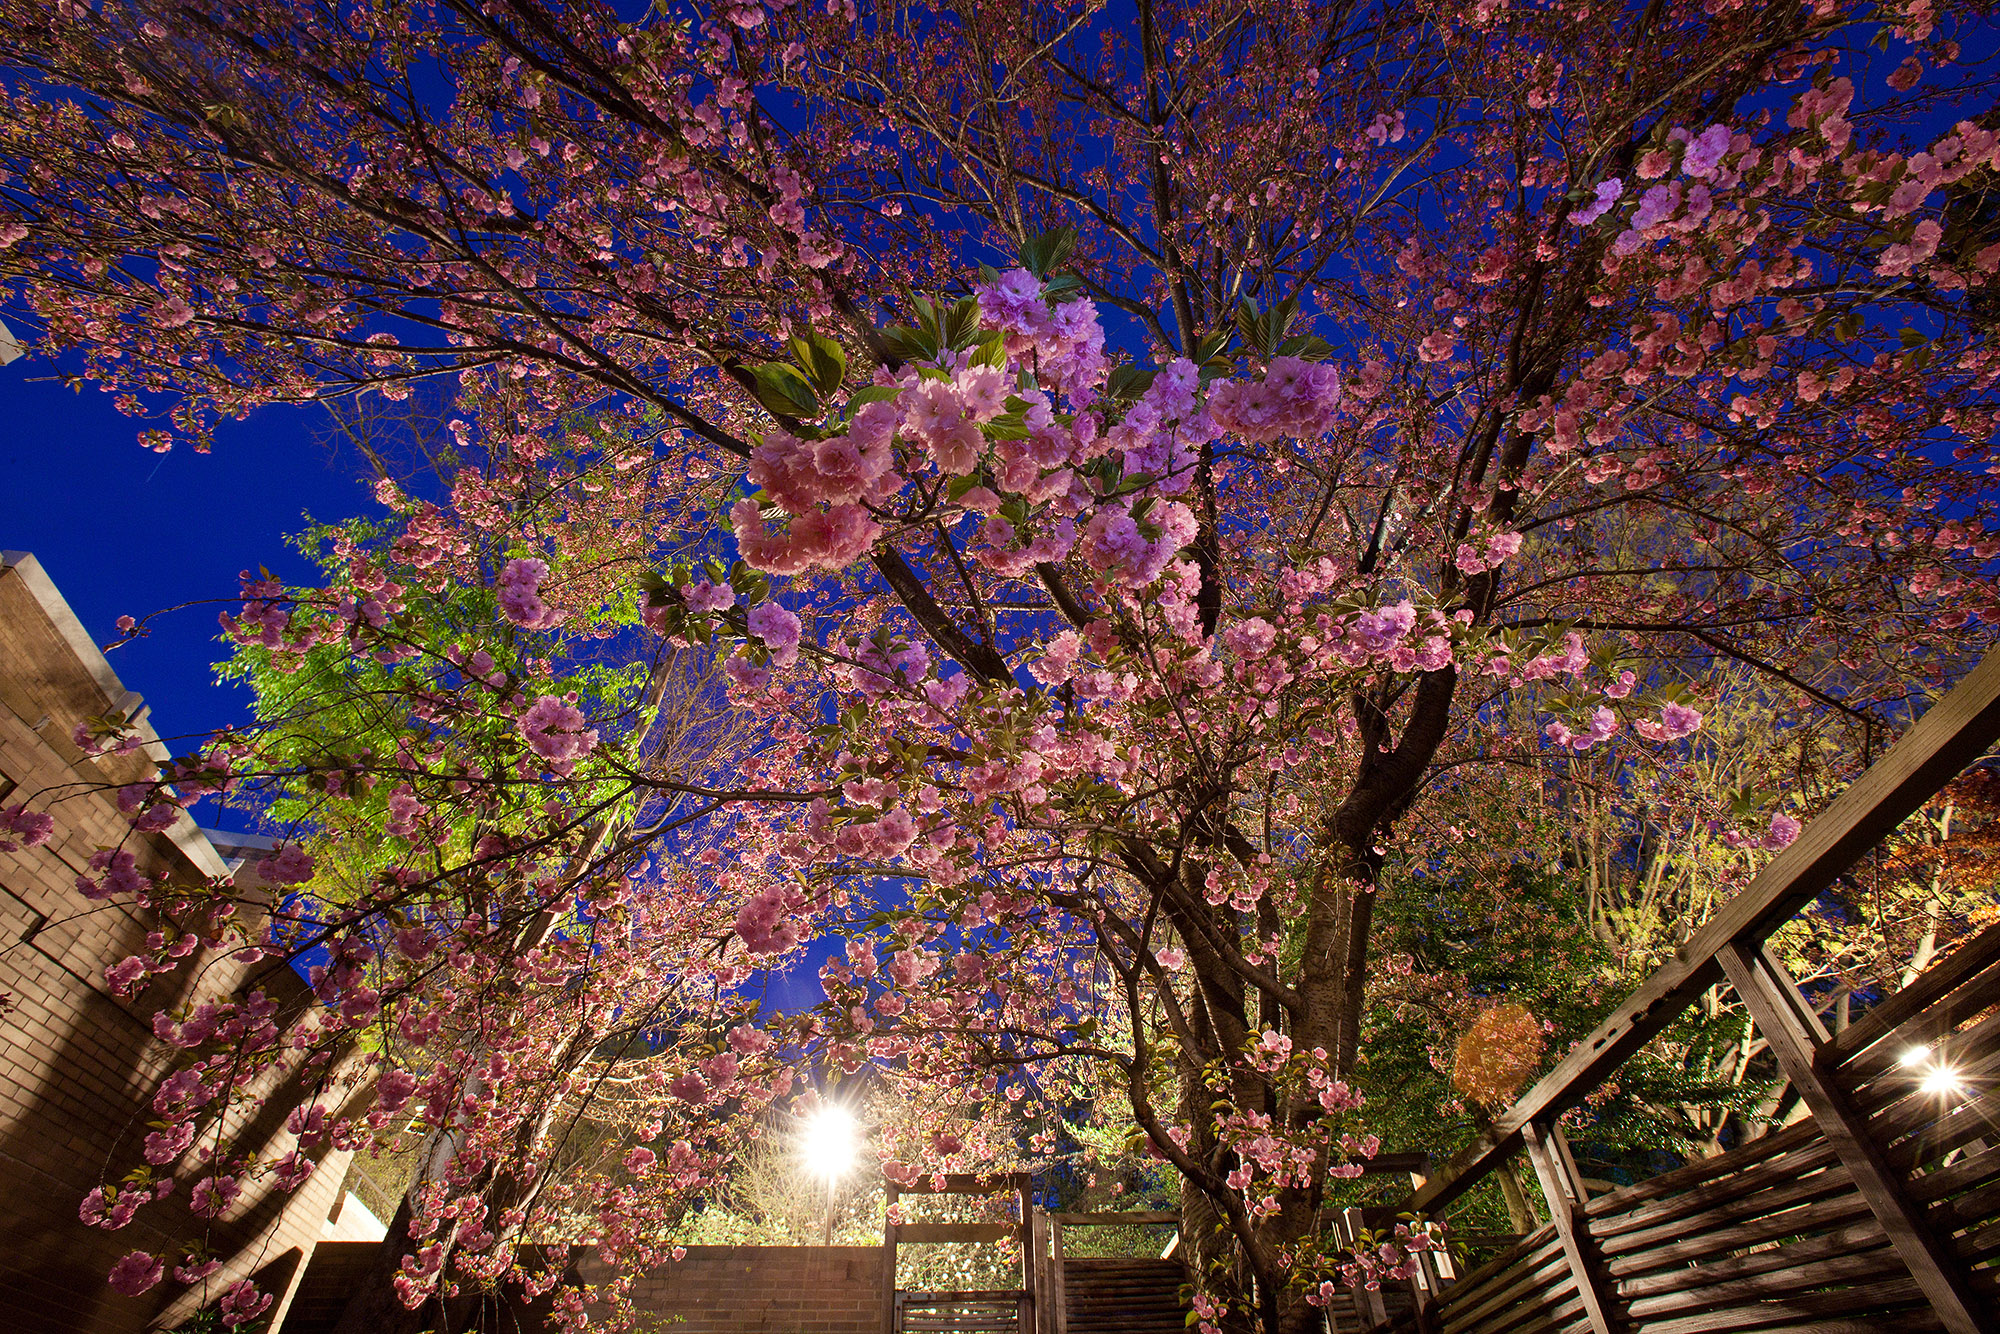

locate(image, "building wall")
[[0, 551, 352, 1333]]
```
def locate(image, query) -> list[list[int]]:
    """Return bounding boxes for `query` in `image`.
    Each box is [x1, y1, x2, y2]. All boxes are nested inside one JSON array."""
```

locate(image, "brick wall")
[[585, 1246, 892, 1334], [279, 1245, 892, 1334], [0, 552, 352, 1333]]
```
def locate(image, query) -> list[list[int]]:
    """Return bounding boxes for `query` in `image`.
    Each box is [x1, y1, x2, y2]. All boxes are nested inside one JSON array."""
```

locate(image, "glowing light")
[[801, 1104, 858, 1181], [1919, 1065, 1965, 1099], [1899, 1046, 1930, 1068]]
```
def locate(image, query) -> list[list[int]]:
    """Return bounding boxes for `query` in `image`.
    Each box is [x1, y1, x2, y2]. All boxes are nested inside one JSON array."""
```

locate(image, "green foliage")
[[215, 518, 649, 904], [1361, 864, 1776, 1231]]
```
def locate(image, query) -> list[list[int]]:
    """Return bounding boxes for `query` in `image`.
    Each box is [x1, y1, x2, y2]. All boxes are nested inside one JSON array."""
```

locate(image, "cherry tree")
[[3, 1, 1999, 1330]]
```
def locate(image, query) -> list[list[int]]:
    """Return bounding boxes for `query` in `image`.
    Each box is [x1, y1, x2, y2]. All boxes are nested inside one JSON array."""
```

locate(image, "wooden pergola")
[[1352, 648, 2000, 1334]]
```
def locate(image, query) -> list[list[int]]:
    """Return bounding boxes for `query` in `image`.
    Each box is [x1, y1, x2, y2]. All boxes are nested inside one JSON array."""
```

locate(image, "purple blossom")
[[0, 803, 53, 851], [1682, 123, 1732, 179], [746, 600, 803, 666], [1630, 182, 1682, 231], [518, 694, 599, 776], [1762, 813, 1802, 850], [496, 557, 564, 629], [1570, 177, 1624, 226], [1659, 701, 1704, 739], [258, 844, 316, 885]]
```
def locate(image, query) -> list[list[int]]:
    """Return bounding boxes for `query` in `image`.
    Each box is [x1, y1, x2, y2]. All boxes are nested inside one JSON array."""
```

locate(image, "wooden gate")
[[887, 1173, 1038, 1334]]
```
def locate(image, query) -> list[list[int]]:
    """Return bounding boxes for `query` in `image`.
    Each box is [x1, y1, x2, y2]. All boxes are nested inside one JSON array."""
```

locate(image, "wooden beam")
[[1521, 1121, 1618, 1334], [899, 1223, 1019, 1244], [1405, 646, 2000, 1218], [1339, 1207, 1390, 1331], [1833, 918, 2000, 1060], [1016, 1181, 1036, 1334], [885, 1182, 902, 1334], [1050, 1210, 1069, 1334], [1717, 939, 1994, 1334]]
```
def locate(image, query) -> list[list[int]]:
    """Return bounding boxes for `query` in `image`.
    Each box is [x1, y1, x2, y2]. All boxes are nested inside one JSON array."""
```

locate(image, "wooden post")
[[883, 1181, 900, 1334], [1402, 1162, 1446, 1333], [1016, 1178, 1037, 1334], [1339, 1207, 1390, 1332], [1049, 1213, 1067, 1334], [1718, 940, 1994, 1334], [1521, 1121, 1617, 1334]]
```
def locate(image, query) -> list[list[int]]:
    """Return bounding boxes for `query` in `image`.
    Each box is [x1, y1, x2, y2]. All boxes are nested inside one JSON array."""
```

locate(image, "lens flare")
[[1919, 1065, 1964, 1099], [801, 1104, 858, 1181]]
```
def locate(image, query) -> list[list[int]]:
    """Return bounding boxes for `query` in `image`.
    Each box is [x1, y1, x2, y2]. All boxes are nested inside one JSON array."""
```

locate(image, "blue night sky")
[[0, 356, 373, 809]]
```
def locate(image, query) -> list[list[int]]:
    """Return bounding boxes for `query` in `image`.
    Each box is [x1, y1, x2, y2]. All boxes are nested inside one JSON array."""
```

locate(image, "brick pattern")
[[279, 1245, 893, 1334], [0, 556, 351, 1333], [587, 1246, 892, 1334]]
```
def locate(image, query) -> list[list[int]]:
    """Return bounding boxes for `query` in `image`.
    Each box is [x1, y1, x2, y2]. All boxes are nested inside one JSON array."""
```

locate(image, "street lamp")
[[801, 1103, 857, 1244]]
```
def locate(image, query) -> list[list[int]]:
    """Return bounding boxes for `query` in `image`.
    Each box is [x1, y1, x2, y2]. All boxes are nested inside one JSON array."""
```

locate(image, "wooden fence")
[[1363, 648, 2000, 1334]]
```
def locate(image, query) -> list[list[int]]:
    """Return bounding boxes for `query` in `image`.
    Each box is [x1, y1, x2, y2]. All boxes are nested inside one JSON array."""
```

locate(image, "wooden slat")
[[1439, 1245, 1573, 1333], [901, 1223, 1019, 1244], [1586, 1119, 1825, 1219], [1438, 1249, 1570, 1331], [1666, 1321, 1939, 1334], [1954, 1216, 2000, 1262], [1879, 1084, 2000, 1164], [1432, 1231, 1559, 1316], [1521, 1122, 1615, 1334], [1597, 1162, 1858, 1259], [1592, 1141, 1843, 1240], [1910, 1145, 2000, 1206], [1612, 1222, 1886, 1300], [1937, 1176, 2000, 1231], [1720, 941, 1994, 1334], [1467, 1285, 1582, 1334], [1437, 1224, 1558, 1296], [1405, 648, 2000, 1220], [1622, 1246, 1909, 1321], [1631, 1277, 1931, 1334], [1847, 971, 2000, 1089], [1600, 1193, 1878, 1279], [1834, 920, 2000, 1060]]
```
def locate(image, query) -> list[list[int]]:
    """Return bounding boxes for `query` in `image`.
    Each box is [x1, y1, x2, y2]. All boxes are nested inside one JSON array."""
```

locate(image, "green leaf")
[[847, 384, 901, 408], [971, 331, 1008, 368], [748, 362, 819, 419], [1276, 334, 1335, 361], [881, 325, 939, 362], [789, 329, 848, 397], [1234, 296, 1260, 351], [985, 411, 1029, 441], [1020, 223, 1076, 277], [943, 295, 980, 349], [1274, 293, 1301, 343], [807, 330, 847, 395], [1106, 363, 1158, 401]]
